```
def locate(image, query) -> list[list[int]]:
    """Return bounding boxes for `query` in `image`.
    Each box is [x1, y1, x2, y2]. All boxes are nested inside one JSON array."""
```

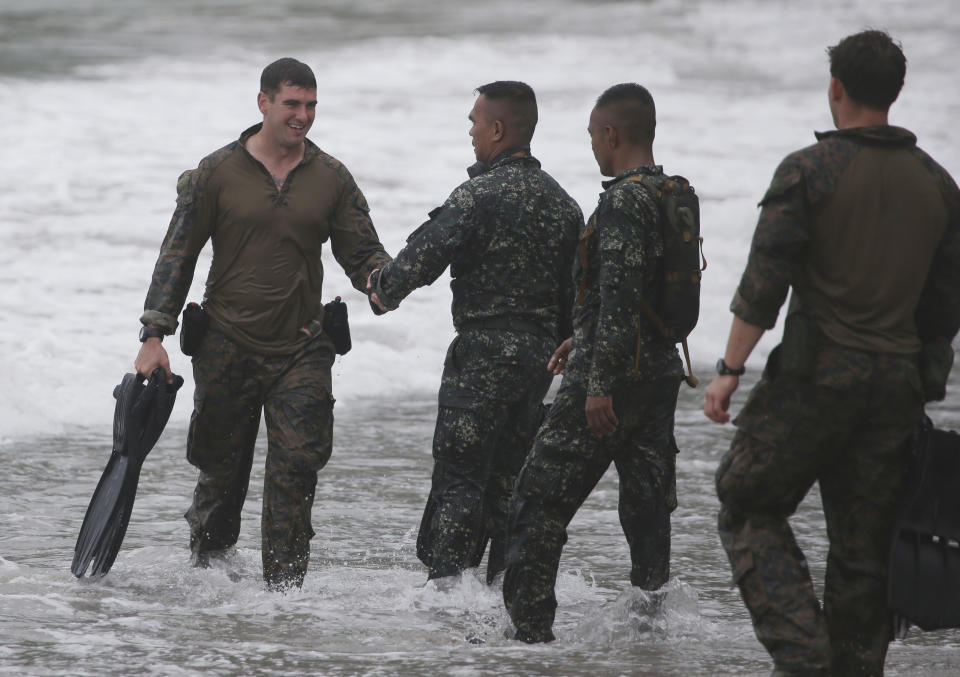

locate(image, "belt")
[[457, 316, 549, 337]]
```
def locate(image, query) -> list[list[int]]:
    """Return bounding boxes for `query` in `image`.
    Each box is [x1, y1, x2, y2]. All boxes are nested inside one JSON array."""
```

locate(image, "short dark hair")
[[260, 58, 317, 99], [827, 30, 906, 110], [475, 80, 538, 144], [595, 83, 656, 145]]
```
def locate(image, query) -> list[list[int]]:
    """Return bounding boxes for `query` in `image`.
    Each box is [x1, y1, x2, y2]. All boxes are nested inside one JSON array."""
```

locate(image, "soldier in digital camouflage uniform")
[[501, 83, 686, 643], [704, 31, 960, 676], [134, 58, 391, 590], [368, 81, 582, 583]]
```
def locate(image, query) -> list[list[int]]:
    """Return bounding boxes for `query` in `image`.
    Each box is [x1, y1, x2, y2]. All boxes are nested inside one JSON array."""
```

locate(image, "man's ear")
[[828, 77, 845, 106], [604, 124, 618, 149], [257, 91, 269, 115], [493, 119, 505, 142]]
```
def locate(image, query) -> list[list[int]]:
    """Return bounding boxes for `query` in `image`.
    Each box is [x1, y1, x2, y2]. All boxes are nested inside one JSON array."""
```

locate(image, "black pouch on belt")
[[179, 302, 209, 356], [322, 297, 351, 355], [919, 337, 955, 403]]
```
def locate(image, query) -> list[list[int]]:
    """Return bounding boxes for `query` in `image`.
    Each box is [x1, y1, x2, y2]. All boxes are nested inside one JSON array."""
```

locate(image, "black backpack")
[[625, 174, 705, 387]]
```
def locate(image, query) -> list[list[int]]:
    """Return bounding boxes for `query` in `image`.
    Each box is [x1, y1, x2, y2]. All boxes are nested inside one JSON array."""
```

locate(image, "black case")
[[323, 297, 351, 355]]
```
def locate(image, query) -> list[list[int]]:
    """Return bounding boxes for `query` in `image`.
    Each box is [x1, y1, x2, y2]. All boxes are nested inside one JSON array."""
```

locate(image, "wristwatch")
[[716, 358, 745, 376], [139, 326, 165, 342]]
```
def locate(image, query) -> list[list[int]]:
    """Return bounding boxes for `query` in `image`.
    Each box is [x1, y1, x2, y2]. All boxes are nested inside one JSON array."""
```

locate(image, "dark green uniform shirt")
[[141, 123, 391, 355], [732, 126, 960, 353]]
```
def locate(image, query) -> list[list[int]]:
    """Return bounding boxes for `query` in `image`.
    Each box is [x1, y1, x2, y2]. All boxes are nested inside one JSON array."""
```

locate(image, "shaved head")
[[594, 83, 656, 146], [475, 80, 538, 145]]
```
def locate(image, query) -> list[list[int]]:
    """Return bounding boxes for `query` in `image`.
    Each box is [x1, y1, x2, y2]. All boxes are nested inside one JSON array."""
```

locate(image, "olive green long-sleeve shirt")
[[733, 126, 960, 353], [141, 123, 391, 355]]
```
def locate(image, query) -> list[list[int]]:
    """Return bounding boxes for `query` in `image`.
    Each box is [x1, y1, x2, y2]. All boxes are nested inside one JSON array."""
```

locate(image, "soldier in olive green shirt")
[[135, 58, 391, 589], [704, 32, 960, 675]]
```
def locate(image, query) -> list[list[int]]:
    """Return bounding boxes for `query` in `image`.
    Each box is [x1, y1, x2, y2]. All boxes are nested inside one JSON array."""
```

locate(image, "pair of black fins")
[[71, 369, 183, 578], [888, 414, 960, 636]]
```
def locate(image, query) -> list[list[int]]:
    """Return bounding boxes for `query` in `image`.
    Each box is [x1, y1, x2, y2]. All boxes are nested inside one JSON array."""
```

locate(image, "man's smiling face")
[[258, 83, 317, 150]]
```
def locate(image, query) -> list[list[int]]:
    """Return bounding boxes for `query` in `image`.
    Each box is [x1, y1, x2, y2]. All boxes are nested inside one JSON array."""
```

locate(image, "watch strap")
[[139, 326, 165, 342], [716, 358, 745, 376]]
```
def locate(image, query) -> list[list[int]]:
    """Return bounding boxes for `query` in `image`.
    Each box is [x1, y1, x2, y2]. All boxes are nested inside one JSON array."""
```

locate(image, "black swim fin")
[[71, 368, 184, 578]]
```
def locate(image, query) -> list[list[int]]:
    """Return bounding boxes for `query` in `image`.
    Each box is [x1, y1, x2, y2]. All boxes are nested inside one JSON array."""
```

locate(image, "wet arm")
[[329, 178, 393, 297], [141, 170, 214, 334], [373, 193, 473, 310], [703, 316, 765, 424], [730, 156, 810, 328], [556, 211, 581, 342], [915, 185, 960, 342], [706, 157, 809, 424], [586, 208, 641, 397]]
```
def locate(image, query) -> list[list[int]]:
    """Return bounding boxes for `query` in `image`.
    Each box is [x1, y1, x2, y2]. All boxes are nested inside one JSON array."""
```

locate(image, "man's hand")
[[366, 269, 389, 313], [135, 338, 173, 383], [586, 394, 618, 436], [547, 338, 572, 375], [704, 317, 764, 423], [704, 374, 739, 424]]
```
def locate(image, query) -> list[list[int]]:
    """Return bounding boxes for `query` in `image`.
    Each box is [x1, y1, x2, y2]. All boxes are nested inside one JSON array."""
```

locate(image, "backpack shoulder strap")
[[623, 173, 690, 196]]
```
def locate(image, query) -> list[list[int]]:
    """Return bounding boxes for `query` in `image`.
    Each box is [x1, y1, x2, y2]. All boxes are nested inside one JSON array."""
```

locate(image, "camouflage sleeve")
[[730, 152, 810, 329], [557, 206, 583, 341], [916, 172, 960, 341], [328, 171, 393, 293], [587, 192, 654, 396], [140, 168, 216, 333], [375, 186, 475, 309]]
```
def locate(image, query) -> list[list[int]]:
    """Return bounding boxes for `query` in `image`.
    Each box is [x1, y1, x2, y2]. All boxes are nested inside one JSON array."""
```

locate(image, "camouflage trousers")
[[417, 330, 554, 582], [184, 328, 335, 589], [716, 344, 923, 676], [503, 374, 681, 638]]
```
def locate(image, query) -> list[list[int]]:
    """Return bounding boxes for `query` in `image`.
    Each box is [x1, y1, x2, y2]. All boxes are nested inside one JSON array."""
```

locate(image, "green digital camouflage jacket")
[[373, 153, 582, 345], [564, 166, 683, 396]]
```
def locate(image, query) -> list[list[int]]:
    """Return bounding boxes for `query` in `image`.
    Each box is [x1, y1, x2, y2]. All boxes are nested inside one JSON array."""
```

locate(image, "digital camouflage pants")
[[417, 330, 555, 582], [502, 374, 681, 639], [716, 344, 923, 676], [184, 328, 335, 589]]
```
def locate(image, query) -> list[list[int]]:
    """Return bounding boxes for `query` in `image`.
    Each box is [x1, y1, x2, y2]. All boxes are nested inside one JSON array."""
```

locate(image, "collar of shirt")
[[601, 164, 664, 191], [466, 146, 539, 178], [814, 125, 917, 148], [237, 122, 321, 167]]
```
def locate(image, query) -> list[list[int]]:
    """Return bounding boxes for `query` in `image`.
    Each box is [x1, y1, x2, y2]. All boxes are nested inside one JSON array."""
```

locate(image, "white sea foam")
[[0, 3, 957, 444]]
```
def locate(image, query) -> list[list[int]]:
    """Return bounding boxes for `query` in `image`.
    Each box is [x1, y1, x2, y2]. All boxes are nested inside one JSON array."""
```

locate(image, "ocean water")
[[1, 1, 958, 675]]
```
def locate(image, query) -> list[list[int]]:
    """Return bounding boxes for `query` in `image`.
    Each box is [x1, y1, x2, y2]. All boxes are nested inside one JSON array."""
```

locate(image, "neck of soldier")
[[249, 130, 305, 163], [483, 140, 530, 164], [834, 100, 889, 130], [611, 145, 655, 176], [247, 131, 306, 181]]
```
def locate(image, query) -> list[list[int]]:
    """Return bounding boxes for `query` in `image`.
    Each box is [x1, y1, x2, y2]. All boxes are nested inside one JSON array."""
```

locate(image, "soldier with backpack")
[[502, 83, 702, 643]]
